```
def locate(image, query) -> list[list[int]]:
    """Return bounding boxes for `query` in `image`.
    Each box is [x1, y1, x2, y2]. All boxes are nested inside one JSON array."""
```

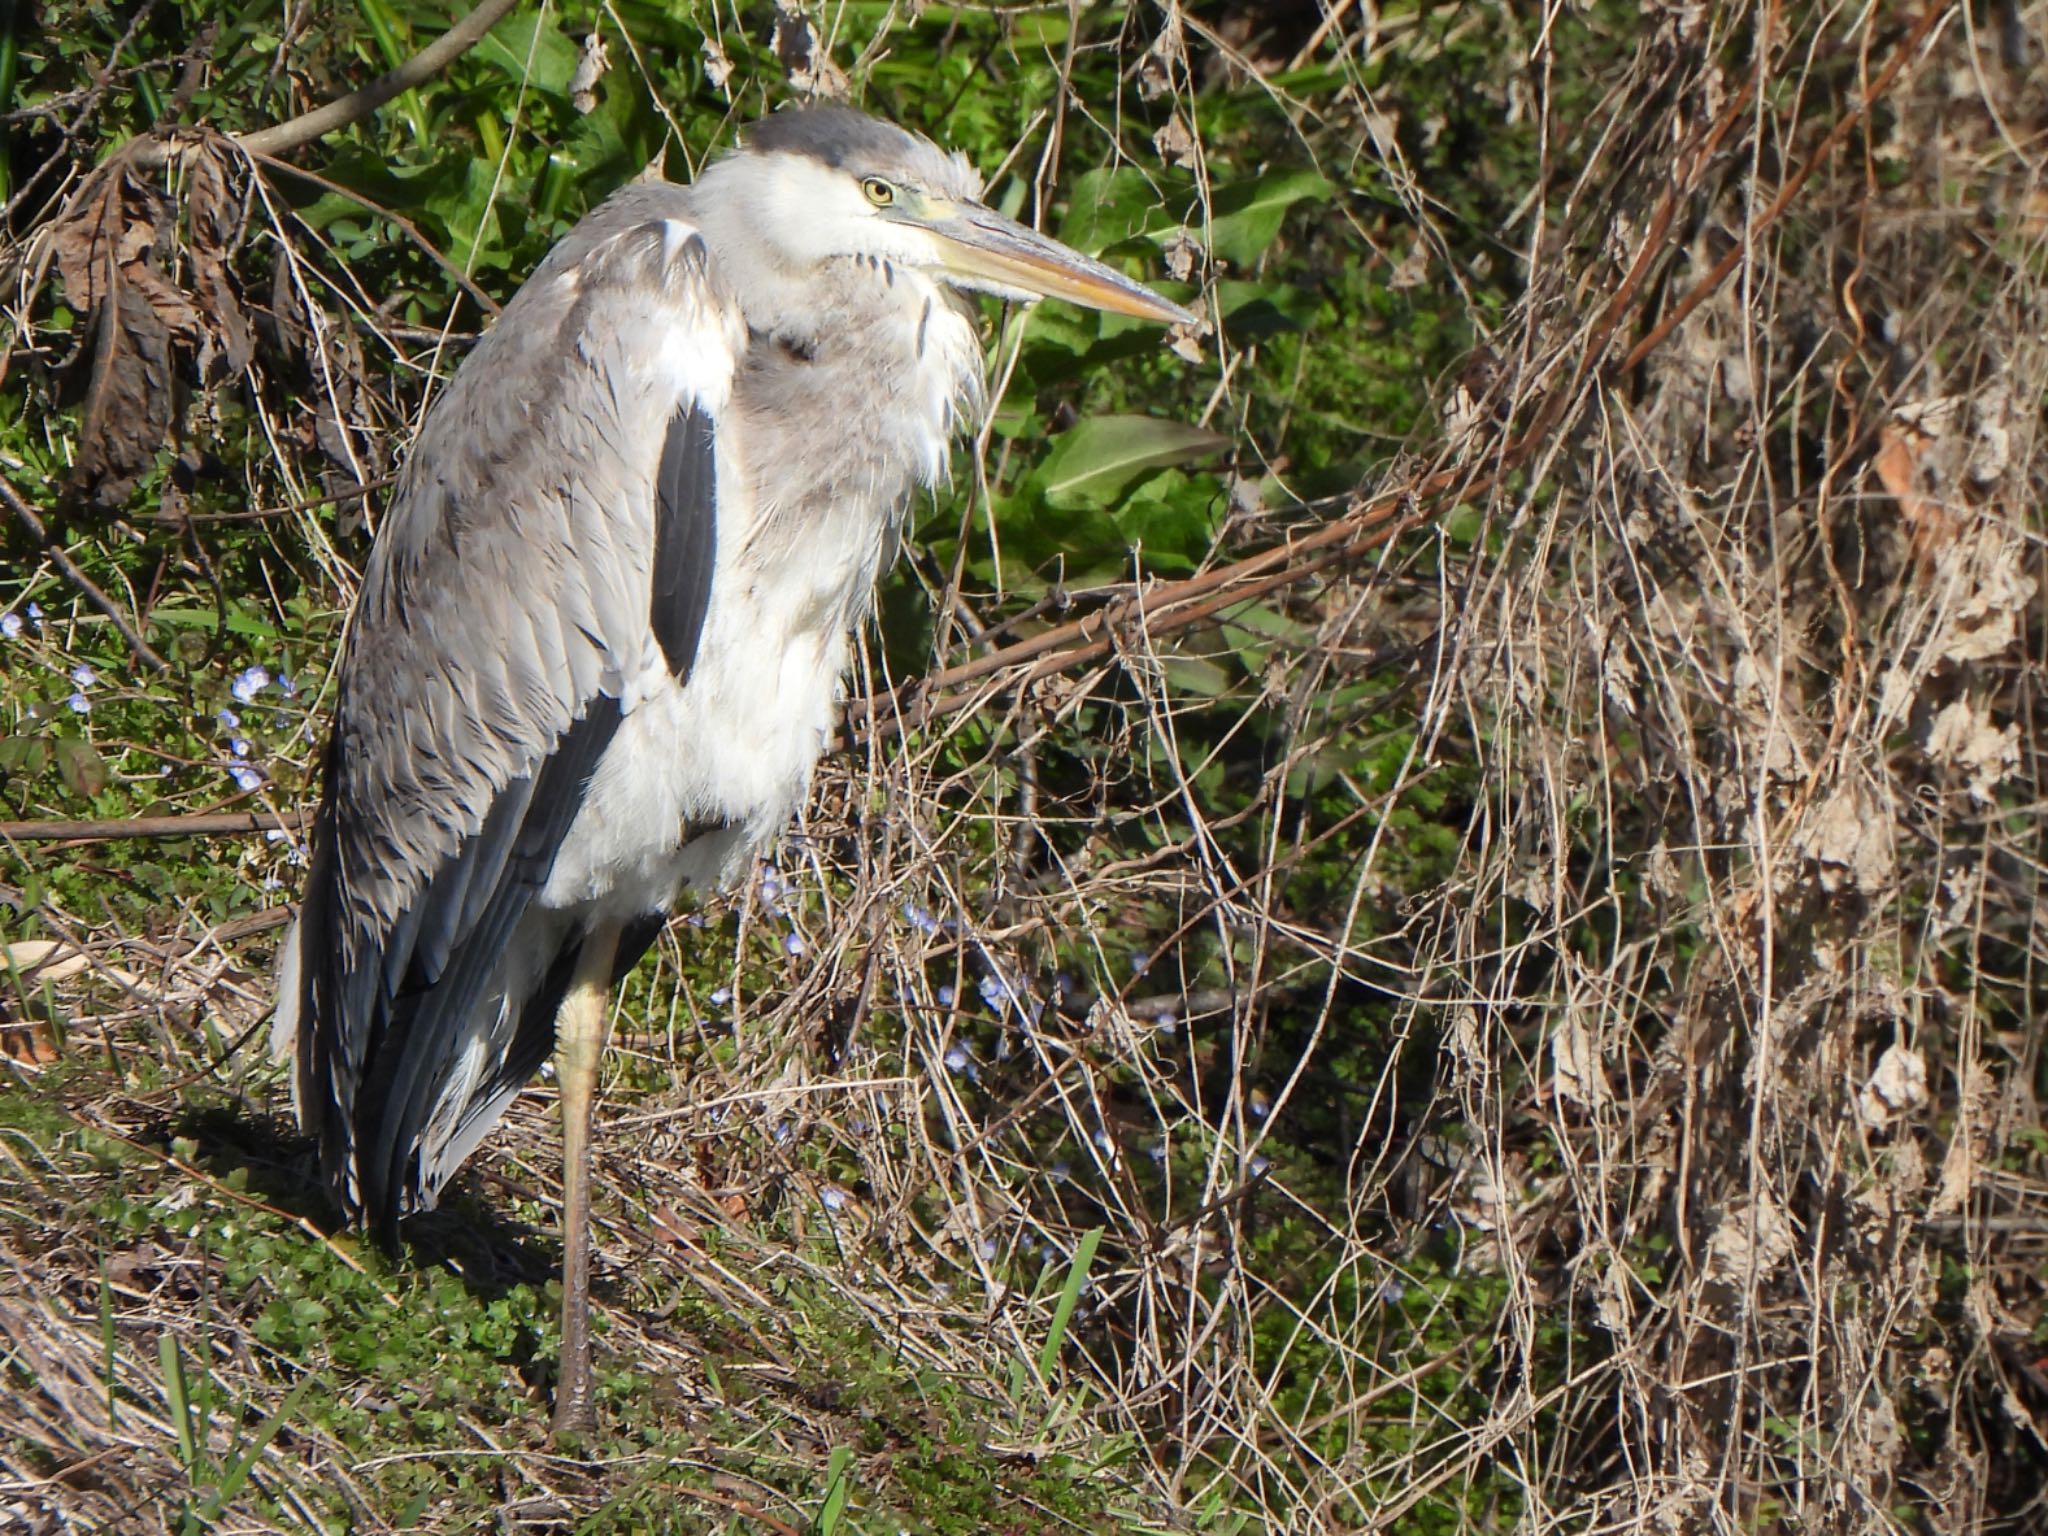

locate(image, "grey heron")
[[272, 105, 1193, 1436]]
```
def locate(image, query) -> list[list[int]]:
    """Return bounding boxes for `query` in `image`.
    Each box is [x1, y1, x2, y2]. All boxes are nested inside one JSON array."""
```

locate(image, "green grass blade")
[[817, 1444, 855, 1535], [1036, 1228, 1103, 1382], [97, 1247, 118, 1430], [197, 1372, 315, 1518], [158, 1333, 196, 1473]]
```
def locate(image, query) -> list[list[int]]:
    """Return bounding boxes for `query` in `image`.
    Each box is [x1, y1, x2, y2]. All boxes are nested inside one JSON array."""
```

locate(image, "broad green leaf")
[[1115, 468, 1218, 571], [1032, 416, 1228, 508], [54, 739, 108, 800], [1205, 170, 1334, 267], [476, 11, 582, 96], [1060, 166, 1179, 255], [1163, 656, 1235, 697], [1220, 601, 1316, 647]]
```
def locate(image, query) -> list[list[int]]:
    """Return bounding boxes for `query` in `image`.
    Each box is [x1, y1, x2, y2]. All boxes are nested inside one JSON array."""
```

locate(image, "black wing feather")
[[350, 696, 624, 1247], [651, 403, 718, 681]]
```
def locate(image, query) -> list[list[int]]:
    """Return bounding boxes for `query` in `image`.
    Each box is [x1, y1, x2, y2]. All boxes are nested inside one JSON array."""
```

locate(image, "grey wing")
[[283, 191, 747, 1243]]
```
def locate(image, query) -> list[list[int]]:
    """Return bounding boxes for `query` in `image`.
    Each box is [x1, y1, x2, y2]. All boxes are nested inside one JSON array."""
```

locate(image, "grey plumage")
[[273, 105, 1193, 1433]]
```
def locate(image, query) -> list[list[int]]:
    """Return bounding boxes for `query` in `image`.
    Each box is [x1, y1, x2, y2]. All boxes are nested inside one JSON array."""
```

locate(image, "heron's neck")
[[729, 259, 984, 525]]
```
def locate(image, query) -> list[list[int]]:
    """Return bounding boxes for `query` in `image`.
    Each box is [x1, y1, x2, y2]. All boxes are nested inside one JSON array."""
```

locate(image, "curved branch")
[[236, 0, 524, 158]]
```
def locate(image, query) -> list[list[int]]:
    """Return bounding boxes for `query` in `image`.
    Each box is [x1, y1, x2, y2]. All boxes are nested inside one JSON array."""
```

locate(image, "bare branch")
[[235, 0, 525, 159]]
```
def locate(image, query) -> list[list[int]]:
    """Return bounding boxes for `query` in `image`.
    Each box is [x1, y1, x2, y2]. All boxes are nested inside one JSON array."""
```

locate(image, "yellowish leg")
[[550, 921, 622, 1441]]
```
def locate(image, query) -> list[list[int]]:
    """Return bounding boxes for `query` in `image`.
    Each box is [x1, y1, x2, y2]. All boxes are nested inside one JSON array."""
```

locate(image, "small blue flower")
[[0, 613, 21, 639], [902, 903, 938, 936], [1377, 1278, 1406, 1307], [783, 932, 806, 956], [265, 828, 286, 844], [216, 708, 240, 730], [66, 691, 90, 715], [1148, 1140, 1168, 1164], [944, 1044, 971, 1075], [69, 664, 95, 688], [937, 984, 956, 1008], [1249, 1154, 1271, 1178], [1248, 1088, 1272, 1120], [820, 1184, 849, 1212], [230, 737, 251, 758], [709, 986, 732, 1005], [275, 673, 298, 697], [230, 666, 270, 703], [1130, 953, 1150, 977], [26, 602, 42, 627], [1091, 1128, 1115, 1154], [230, 765, 262, 792], [978, 1237, 997, 1260]]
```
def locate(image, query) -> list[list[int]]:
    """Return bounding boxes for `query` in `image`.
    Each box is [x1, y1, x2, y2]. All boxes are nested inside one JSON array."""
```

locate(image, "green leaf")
[[818, 1444, 856, 1535], [1060, 167, 1179, 255], [1037, 1228, 1103, 1381], [476, 11, 581, 96], [54, 738, 108, 800], [1162, 656, 1235, 697], [1031, 416, 1228, 509], [0, 735, 49, 775], [1205, 169, 1334, 267]]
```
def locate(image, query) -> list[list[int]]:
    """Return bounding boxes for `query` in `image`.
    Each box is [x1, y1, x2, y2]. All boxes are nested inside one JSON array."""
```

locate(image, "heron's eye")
[[861, 177, 896, 207]]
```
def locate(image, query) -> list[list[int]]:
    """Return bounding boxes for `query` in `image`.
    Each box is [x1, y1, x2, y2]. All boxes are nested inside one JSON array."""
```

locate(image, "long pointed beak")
[[925, 203, 1196, 326]]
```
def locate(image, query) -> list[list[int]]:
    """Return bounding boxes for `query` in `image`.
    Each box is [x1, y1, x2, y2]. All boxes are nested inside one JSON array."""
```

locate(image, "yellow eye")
[[861, 177, 896, 207]]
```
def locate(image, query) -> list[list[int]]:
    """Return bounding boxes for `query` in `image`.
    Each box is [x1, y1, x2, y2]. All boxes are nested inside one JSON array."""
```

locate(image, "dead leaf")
[[41, 141, 255, 508], [569, 31, 609, 115], [701, 34, 734, 92], [1551, 1015, 1608, 1109], [184, 142, 254, 378], [1799, 785, 1895, 895], [1858, 1042, 1929, 1130], [650, 1202, 700, 1248], [1705, 1189, 1797, 1285], [771, 6, 848, 98], [1153, 114, 1199, 170], [1138, 23, 1185, 101], [1926, 698, 2020, 804], [1874, 418, 1958, 568]]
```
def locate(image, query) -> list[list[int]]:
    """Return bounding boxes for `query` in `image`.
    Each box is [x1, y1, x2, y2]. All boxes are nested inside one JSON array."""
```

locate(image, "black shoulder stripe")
[[652, 403, 718, 682]]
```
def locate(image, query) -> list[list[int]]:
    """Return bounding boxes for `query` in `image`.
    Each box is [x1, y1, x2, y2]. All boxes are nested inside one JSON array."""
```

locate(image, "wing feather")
[[286, 184, 747, 1231]]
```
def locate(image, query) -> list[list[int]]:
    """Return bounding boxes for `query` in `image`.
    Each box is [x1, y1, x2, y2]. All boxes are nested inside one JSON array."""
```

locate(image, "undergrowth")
[[5, 1, 2048, 1533]]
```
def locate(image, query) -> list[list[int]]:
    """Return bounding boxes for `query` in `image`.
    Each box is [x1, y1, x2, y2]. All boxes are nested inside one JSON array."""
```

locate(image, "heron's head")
[[709, 106, 1194, 327]]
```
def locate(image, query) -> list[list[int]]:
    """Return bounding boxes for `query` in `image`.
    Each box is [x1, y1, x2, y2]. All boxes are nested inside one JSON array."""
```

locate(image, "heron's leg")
[[550, 920, 623, 1441]]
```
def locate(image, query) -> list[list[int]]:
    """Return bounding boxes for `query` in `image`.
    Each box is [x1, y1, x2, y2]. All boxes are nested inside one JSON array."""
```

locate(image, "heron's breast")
[[537, 534, 857, 917]]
